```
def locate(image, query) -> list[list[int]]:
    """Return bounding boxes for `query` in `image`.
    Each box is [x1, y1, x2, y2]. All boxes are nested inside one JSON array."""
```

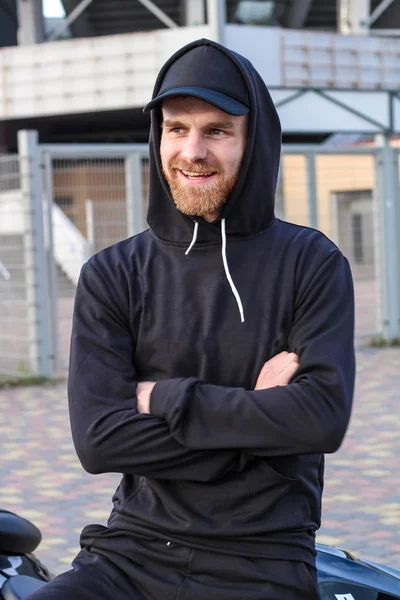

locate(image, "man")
[[28, 39, 355, 599]]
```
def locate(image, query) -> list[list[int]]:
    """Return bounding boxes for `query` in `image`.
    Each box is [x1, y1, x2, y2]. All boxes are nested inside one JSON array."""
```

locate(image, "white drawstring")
[[221, 218, 245, 323], [184, 219, 245, 323], [185, 221, 199, 256]]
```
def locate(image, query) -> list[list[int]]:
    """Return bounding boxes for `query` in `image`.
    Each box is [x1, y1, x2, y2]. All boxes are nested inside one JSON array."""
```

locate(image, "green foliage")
[[0, 376, 61, 389], [17, 361, 30, 375], [369, 336, 400, 347]]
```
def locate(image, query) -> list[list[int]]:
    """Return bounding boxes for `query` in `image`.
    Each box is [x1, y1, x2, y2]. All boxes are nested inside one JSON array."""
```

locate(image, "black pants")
[[26, 533, 320, 600]]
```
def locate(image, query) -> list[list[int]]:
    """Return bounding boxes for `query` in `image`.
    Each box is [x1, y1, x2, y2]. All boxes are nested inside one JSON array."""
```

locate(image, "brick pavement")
[[0, 346, 399, 576]]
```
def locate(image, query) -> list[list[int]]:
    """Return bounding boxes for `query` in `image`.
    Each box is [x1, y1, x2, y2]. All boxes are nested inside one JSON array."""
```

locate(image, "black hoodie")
[[68, 39, 355, 566]]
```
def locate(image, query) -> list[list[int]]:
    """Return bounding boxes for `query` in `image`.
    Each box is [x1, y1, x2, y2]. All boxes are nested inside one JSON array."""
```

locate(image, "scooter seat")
[[2, 575, 47, 600], [0, 511, 41, 555]]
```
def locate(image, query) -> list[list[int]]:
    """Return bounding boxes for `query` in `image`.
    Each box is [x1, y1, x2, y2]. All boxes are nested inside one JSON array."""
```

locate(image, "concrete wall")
[[1, 24, 400, 124]]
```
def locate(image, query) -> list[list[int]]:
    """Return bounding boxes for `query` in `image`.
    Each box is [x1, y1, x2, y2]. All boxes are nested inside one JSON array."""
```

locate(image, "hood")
[[146, 38, 282, 245]]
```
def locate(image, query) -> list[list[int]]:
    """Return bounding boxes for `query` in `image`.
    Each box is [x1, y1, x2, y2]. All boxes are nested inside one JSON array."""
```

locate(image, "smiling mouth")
[[179, 169, 217, 179]]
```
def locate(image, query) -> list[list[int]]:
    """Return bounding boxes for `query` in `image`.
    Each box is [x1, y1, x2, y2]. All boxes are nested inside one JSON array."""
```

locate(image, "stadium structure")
[[0, 0, 399, 148]]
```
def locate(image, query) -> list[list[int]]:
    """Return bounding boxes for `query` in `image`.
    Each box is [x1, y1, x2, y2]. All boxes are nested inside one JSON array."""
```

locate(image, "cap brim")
[[143, 86, 249, 116]]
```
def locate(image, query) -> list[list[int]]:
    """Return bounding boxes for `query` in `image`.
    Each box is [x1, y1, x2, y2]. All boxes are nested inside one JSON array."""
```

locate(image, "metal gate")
[[40, 139, 150, 373], [1, 131, 399, 377]]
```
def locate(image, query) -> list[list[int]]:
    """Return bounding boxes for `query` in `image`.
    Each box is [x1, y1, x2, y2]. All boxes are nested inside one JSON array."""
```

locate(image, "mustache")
[[168, 160, 222, 174]]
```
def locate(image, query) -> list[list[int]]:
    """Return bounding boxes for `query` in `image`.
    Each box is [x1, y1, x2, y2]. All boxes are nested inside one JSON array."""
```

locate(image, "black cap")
[[143, 45, 250, 116]]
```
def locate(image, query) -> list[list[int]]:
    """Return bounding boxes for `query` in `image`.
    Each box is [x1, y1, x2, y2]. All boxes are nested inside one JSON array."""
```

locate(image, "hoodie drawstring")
[[185, 219, 245, 323], [185, 221, 199, 256], [221, 218, 245, 323]]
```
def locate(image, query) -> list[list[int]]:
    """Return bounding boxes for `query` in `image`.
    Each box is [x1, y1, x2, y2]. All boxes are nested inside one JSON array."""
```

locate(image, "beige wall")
[[282, 154, 375, 239]]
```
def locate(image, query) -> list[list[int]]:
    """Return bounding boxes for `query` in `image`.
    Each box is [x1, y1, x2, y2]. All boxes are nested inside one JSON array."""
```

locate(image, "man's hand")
[[136, 381, 156, 414], [254, 351, 299, 390], [136, 352, 297, 411]]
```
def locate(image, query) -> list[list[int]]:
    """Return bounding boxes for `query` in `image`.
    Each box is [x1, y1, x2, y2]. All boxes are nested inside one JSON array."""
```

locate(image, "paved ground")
[[0, 346, 399, 576]]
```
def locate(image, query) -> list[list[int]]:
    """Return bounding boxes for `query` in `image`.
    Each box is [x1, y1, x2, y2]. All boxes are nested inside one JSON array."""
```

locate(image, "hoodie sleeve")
[[150, 249, 355, 456], [68, 258, 244, 481]]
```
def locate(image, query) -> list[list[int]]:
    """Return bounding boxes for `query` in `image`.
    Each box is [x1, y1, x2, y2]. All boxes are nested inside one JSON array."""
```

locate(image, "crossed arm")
[[69, 247, 355, 480], [68, 259, 251, 481], [136, 352, 299, 414]]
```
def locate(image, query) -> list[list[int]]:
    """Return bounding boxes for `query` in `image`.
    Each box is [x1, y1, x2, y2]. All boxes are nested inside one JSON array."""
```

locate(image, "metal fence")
[[0, 137, 51, 378], [280, 143, 400, 345], [0, 153, 26, 377], [41, 142, 149, 372], [0, 131, 399, 378], [279, 148, 381, 342]]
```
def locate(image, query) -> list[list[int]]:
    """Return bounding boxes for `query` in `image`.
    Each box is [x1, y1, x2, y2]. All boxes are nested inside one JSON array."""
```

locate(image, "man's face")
[[160, 96, 248, 222]]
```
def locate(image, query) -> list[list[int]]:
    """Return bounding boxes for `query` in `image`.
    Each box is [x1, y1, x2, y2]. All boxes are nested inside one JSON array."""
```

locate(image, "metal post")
[[207, 0, 225, 44], [306, 153, 318, 229], [330, 192, 340, 246], [85, 199, 95, 249], [18, 130, 52, 377], [16, 0, 45, 44], [184, 0, 206, 25], [125, 153, 145, 238], [43, 151, 60, 374], [375, 134, 400, 340], [338, 0, 370, 35]]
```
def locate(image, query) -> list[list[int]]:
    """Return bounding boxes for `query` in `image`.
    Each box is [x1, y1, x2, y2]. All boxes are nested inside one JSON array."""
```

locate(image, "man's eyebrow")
[[206, 121, 236, 130], [162, 119, 185, 128], [162, 119, 236, 129]]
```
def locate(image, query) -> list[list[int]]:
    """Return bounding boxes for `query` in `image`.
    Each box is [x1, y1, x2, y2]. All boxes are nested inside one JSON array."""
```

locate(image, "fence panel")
[[0, 155, 31, 377], [281, 148, 382, 342], [42, 148, 149, 371]]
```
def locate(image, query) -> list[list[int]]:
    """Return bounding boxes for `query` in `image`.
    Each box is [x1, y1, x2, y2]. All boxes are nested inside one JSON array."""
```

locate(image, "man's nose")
[[181, 133, 207, 162]]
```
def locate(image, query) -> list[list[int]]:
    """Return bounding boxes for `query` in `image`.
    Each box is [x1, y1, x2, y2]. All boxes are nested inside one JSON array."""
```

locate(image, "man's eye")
[[171, 127, 185, 134], [210, 129, 224, 135]]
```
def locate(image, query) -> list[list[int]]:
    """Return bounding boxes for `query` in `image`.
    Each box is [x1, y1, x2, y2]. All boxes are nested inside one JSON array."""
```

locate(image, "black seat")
[[2, 575, 47, 600], [0, 511, 41, 555]]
